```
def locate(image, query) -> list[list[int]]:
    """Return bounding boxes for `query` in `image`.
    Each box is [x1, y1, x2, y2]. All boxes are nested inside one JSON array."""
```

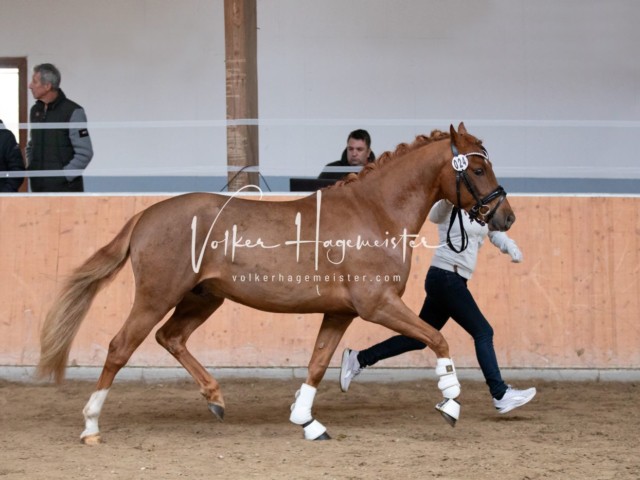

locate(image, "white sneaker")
[[493, 385, 537, 414], [340, 349, 361, 392]]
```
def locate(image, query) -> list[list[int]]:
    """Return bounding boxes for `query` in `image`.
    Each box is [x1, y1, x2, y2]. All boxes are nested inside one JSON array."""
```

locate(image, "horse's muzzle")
[[489, 210, 515, 232]]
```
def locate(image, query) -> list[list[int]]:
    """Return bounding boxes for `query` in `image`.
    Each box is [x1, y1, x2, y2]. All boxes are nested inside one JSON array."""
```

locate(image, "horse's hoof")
[[435, 398, 460, 428], [439, 409, 457, 427], [208, 403, 225, 421], [300, 419, 330, 440], [81, 434, 102, 445]]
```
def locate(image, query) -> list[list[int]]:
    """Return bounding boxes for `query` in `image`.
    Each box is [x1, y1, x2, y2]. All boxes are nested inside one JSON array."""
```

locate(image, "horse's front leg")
[[362, 294, 462, 426], [290, 313, 354, 440]]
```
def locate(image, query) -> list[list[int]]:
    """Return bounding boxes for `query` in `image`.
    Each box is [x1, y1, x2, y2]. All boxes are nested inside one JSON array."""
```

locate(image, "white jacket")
[[429, 200, 521, 280]]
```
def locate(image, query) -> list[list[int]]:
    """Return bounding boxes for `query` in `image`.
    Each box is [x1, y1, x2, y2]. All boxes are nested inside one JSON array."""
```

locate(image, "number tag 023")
[[452, 154, 469, 172]]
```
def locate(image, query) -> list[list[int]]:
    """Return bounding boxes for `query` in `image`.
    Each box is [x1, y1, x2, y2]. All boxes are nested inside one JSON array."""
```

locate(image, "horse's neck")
[[361, 149, 445, 234]]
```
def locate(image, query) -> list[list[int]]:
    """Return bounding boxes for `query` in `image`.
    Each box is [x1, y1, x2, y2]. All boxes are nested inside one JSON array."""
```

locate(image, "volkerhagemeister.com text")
[[231, 273, 403, 284]]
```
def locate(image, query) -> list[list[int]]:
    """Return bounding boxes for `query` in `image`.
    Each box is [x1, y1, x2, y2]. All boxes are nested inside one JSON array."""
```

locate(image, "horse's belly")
[[211, 278, 355, 315]]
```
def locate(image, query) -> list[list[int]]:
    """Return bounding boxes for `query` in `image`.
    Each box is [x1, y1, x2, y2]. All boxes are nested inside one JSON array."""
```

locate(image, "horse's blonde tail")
[[36, 212, 144, 383]]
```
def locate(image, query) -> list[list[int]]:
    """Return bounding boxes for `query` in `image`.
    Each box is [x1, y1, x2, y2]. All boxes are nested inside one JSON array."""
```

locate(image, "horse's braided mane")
[[328, 129, 453, 188]]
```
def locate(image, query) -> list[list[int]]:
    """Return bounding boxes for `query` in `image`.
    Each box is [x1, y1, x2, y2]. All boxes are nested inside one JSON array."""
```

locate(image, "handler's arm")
[[427, 199, 454, 224], [488, 231, 522, 263]]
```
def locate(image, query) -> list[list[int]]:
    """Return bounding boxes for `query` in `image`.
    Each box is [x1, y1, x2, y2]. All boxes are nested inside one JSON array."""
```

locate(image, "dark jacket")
[[27, 89, 93, 192], [318, 148, 375, 180], [0, 121, 25, 192]]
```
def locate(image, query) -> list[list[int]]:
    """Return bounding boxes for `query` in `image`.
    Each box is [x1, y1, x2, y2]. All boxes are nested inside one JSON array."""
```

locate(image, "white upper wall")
[[257, 0, 640, 179], [2, 0, 638, 182]]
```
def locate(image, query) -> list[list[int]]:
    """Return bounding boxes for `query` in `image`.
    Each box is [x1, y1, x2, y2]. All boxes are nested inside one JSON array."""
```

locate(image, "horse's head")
[[440, 122, 515, 231]]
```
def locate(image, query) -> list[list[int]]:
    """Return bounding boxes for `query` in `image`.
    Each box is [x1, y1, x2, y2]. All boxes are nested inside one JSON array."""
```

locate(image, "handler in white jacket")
[[340, 200, 536, 414]]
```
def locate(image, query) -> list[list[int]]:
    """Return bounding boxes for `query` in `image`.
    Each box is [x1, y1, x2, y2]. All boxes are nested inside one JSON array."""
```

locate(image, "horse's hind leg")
[[155, 291, 226, 419], [290, 313, 354, 440], [81, 301, 172, 445]]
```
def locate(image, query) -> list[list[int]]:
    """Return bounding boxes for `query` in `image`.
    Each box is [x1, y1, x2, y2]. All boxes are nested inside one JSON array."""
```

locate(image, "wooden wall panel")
[[0, 195, 638, 370]]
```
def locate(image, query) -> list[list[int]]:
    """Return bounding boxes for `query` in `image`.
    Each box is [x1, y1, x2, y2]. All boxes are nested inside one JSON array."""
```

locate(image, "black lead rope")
[[446, 144, 469, 253], [447, 205, 469, 253], [446, 169, 469, 253]]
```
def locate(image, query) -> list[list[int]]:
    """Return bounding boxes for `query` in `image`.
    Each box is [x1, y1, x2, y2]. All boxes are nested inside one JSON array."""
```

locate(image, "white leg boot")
[[289, 383, 330, 440], [434, 358, 461, 427]]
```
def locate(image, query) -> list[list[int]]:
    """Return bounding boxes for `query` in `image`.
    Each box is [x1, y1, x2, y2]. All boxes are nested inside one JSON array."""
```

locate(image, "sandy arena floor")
[[1, 377, 638, 479]]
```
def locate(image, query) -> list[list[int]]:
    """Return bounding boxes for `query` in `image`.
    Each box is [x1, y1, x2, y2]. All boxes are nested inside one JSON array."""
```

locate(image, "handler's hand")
[[507, 241, 523, 263]]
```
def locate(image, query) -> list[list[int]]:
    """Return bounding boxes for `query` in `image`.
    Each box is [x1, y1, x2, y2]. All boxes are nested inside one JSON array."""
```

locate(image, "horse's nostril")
[[505, 213, 516, 230]]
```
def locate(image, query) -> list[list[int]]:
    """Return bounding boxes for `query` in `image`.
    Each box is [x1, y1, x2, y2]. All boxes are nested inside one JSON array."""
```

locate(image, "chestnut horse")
[[37, 123, 515, 443]]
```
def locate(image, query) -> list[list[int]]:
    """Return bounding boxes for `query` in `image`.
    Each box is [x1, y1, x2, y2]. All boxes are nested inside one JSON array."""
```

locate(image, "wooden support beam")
[[224, 0, 259, 190]]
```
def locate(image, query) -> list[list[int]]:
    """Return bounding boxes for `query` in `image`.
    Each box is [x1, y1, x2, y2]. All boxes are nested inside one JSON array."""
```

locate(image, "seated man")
[[318, 129, 375, 180]]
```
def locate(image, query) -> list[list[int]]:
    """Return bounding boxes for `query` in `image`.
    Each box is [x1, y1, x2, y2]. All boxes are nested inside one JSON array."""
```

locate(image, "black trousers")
[[358, 266, 508, 399]]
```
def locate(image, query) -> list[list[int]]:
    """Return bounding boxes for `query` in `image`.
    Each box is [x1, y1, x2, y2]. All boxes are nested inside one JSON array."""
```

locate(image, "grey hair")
[[34, 63, 61, 90]]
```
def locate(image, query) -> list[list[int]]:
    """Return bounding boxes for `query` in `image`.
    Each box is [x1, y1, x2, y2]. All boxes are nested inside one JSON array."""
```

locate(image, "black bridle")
[[446, 144, 508, 253]]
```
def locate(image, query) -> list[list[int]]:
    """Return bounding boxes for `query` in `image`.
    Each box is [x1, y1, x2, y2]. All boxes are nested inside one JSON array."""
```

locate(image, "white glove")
[[489, 231, 523, 263], [505, 240, 522, 263]]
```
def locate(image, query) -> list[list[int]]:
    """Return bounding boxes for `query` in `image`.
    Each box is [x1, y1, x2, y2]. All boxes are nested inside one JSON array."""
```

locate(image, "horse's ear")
[[449, 124, 459, 146], [458, 122, 467, 135]]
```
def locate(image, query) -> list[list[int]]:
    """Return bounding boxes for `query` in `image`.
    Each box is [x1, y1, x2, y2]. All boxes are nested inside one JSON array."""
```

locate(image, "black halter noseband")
[[446, 144, 507, 253]]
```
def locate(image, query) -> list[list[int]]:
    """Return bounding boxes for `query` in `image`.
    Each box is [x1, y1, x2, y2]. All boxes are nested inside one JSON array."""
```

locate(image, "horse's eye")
[[474, 168, 484, 176]]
